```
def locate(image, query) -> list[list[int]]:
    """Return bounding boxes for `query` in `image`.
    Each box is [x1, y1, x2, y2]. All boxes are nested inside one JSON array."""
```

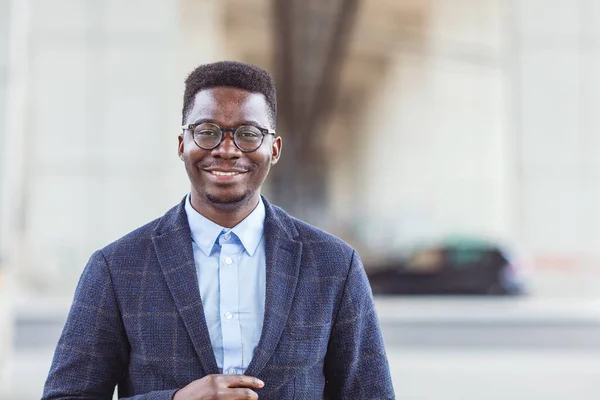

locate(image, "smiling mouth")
[[203, 169, 248, 179], [211, 171, 242, 176]]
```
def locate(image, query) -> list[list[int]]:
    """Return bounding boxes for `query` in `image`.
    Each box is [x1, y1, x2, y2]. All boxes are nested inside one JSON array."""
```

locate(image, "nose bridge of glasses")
[[221, 127, 237, 139], [216, 127, 239, 151]]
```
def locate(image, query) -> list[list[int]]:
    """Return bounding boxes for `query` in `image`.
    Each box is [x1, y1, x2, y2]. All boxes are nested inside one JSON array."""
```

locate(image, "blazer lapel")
[[151, 199, 220, 376], [245, 198, 302, 377]]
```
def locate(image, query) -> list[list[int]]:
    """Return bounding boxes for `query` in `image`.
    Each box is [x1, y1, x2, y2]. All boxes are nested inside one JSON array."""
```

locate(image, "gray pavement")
[[388, 347, 598, 400], [2, 296, 599, 399]]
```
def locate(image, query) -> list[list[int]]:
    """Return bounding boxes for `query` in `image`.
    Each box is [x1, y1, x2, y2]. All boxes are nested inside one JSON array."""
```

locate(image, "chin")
[[205, 190, 253, 206]]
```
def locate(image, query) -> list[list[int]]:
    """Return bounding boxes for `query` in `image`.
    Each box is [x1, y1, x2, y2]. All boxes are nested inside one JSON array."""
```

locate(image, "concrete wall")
[[355, 0, 511, 257], [5, 0, 223, 294], [515, 0, 600, 264], [0, 0, 9, 261], [0, 0, 13, 388], [350, 0, 600, 274]]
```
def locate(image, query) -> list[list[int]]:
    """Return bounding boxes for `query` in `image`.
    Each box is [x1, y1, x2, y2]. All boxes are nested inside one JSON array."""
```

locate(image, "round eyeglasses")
[[181, 122, 276, 153]]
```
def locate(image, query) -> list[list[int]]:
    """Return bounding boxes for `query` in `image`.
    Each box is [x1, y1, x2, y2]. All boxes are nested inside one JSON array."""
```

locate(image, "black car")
[[366, 237, 529, 295]]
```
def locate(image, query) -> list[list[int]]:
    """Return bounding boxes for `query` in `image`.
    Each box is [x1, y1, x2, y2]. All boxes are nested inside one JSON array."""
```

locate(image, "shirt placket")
[[219, 231, 243, 374]]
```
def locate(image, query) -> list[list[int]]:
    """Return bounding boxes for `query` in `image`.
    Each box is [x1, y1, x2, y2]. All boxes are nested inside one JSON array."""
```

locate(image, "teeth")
[[212, 171, 239, 176]]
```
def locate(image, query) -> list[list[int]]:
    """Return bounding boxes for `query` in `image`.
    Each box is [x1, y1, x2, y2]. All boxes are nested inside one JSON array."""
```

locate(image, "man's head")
[[178, 61, 282, 212]]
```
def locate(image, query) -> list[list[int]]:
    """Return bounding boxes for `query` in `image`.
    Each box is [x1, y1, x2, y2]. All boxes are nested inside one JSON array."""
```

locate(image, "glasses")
[[181, 122, 276, 153]]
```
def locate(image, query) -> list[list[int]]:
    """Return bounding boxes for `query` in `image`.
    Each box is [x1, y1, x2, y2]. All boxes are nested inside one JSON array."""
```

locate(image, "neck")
[[189, 192, 260, 228]]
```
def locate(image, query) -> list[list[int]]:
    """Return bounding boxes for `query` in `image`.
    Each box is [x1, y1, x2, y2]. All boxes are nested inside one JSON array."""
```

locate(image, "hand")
[[173, 374, 265, 400]]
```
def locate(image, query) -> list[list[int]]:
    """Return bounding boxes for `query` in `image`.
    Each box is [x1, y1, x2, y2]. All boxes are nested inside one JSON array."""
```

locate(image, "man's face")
[[178, 87, 282, 208]]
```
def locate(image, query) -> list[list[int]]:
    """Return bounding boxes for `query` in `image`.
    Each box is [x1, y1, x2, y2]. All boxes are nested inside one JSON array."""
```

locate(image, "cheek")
[[181, 150, 193, 164], [252, 152, 272, 171], [253, 160, 272, 182], [183, 143, 208, 162]]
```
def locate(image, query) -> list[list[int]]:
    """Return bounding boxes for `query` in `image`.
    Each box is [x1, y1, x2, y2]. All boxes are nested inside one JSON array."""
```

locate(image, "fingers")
[[226, 374, 264, 389], [228, 387, 259, 399]]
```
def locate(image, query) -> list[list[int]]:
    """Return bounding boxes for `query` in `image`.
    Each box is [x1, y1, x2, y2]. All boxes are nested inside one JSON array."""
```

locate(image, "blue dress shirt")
[[184, 195, 266, 374]]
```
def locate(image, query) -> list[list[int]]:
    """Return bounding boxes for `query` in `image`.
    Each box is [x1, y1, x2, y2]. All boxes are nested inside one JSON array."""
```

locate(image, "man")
[[43, 61, 394, 399]]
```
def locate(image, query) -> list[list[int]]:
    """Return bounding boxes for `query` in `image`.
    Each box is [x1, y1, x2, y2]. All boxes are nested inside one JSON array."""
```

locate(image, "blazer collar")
[[152, 197, 219, 375], [245, 196, 302, 377], [152, 195, 302, 378]]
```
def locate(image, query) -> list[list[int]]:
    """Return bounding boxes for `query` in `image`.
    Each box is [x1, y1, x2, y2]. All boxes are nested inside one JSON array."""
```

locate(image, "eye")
[[236, 126, 261, 138], [197, 129, 218, 136], [193, 123, 220, 137]]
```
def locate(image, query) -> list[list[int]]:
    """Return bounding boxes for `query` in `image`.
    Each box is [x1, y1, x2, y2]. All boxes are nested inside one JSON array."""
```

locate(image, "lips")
[[210, 171, 242, 176], [204, 168, 248, 175], [202, 168, 248, 182]]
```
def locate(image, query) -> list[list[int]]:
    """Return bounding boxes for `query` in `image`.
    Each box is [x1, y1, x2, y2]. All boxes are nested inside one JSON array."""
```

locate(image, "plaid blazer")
[[43, 196, 394, 399]]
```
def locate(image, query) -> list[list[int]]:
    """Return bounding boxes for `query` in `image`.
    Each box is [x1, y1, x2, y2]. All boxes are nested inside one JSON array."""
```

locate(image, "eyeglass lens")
[[192, 123, 263, 152]]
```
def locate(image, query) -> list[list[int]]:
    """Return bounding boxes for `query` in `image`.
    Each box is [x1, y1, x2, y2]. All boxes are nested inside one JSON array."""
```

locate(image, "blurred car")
[[366, 237, 530, 295]]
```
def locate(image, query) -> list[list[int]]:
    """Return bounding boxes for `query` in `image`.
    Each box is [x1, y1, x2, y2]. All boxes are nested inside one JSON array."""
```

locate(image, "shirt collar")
[[184, 194, 265, 257], [230, 196, 265, 256]]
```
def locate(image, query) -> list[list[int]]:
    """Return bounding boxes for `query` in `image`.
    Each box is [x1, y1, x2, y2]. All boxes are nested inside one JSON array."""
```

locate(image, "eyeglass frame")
[[181, 122, 277, 153]]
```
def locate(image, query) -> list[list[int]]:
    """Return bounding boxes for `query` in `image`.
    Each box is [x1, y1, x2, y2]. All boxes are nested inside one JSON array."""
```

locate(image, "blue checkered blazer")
[[42, 196, 394, 399]]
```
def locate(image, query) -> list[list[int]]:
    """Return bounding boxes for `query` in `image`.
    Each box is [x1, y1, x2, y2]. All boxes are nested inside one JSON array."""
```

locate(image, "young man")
[[43, 61, 394, 399]]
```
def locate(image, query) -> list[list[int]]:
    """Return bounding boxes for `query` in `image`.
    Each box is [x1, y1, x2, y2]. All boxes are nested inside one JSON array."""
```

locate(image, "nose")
[[211, 130, 242, 159]]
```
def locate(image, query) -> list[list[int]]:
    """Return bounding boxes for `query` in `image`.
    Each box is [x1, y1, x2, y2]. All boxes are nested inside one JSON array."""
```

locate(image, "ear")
[[178, 134, 185, 160], [270, 136, 283, 165]]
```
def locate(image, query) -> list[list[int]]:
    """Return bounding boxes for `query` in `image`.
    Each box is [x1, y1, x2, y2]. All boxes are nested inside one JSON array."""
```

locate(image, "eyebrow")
[[190, 118, 267, 129]]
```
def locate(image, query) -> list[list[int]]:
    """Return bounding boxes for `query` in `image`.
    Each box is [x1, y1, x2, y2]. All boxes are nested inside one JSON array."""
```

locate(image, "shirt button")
[[224, 257, 232, 265], [228, 369, 236, 374], [223, 233, 231, 240], [224, 312, 233, 320]]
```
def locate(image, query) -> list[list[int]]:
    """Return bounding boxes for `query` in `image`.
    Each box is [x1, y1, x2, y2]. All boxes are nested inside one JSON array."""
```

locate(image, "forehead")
[[186, 87, 270, 127]]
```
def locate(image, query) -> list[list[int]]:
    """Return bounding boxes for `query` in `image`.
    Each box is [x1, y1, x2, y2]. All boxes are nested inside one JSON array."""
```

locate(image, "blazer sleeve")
[[41, 251, 178, 400], [323, 250, 396, 399]]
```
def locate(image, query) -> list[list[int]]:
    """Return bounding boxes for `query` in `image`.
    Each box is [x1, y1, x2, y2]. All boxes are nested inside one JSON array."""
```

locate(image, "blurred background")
[[1, 0, 599, 398]]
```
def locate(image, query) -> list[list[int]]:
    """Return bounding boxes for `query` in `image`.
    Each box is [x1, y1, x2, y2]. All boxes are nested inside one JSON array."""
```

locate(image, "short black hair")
[[182, 61, 277, 128]]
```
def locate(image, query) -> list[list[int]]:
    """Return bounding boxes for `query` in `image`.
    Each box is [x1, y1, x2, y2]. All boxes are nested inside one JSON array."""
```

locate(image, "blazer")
[[42, 196, 395, 399]]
